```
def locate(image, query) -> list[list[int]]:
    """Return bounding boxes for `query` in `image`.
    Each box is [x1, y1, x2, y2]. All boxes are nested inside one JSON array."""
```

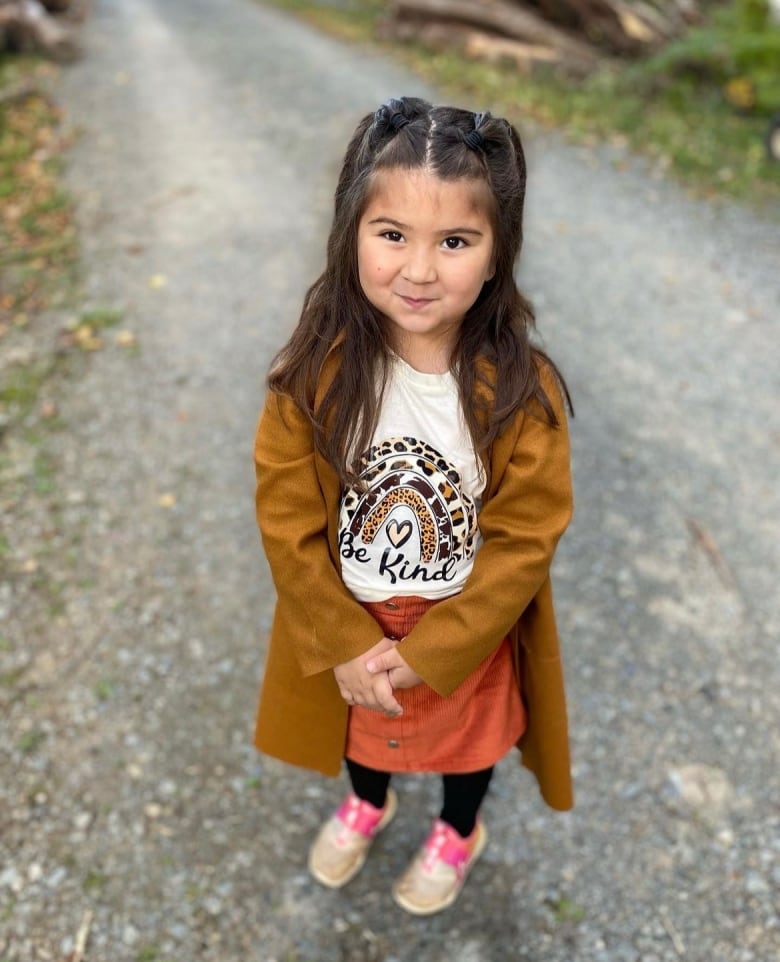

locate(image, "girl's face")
[[357, 167, 495, 372]]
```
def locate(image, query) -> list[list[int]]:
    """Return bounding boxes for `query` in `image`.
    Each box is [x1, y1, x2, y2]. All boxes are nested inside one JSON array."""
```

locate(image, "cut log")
[[465, 30, 564, 71], [386, 0, 602, 71], [384, 0, 699, 61], [385, 19, 571, 73], [533, 0, 667, 51], [0, 0, 80, 60]]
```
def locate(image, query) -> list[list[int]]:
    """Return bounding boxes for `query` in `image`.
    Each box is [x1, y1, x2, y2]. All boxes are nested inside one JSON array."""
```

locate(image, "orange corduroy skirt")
[[345, 595, 526, 774]]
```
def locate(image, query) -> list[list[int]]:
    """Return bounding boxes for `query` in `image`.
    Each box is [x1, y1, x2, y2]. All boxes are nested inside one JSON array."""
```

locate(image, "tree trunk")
[[0, 0, 80, 61]]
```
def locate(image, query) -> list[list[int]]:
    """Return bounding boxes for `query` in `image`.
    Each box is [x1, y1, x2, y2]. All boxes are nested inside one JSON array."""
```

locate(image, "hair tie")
[[375, 99, 411, 134], [389, 112, 410, 132], [464, 129, 484, 151]]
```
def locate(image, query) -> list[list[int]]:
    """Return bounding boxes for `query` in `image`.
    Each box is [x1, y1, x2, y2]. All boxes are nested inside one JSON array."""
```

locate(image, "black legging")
[[346, 757, 493, 838]]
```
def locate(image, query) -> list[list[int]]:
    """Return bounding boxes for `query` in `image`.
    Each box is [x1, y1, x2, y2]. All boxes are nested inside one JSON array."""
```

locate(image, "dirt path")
[[1, 1, 778, 960]]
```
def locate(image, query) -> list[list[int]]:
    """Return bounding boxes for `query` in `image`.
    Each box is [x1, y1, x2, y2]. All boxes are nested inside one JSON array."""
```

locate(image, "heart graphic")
[[386, 519, 413, 549]]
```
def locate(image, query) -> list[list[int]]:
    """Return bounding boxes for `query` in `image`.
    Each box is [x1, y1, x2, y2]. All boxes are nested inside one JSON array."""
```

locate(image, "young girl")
[[253, 97, 573, 916]]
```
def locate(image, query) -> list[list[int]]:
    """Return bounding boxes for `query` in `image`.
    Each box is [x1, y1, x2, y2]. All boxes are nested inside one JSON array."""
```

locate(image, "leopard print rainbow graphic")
[[340, 437, 479, 567]]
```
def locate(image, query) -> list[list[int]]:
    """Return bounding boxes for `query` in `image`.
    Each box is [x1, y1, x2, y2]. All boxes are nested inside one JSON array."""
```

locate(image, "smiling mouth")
[[398, 294, 435, 309]]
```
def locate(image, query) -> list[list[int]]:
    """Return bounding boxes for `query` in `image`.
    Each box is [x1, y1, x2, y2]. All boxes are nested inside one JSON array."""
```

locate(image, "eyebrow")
[[367, 216, 485, 237]]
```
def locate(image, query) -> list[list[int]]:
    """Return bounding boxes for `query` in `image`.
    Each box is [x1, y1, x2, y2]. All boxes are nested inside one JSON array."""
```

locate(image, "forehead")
[[363, 167, 492, 223]]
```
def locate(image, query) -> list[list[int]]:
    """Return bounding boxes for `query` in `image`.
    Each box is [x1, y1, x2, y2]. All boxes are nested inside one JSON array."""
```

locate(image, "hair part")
[[269, 97, 572, 486]]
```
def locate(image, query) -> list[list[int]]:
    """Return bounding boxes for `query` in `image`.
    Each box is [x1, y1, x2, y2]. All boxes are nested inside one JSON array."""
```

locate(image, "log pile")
[[379, 0, 702, 76], [0, 0, 85, 62]]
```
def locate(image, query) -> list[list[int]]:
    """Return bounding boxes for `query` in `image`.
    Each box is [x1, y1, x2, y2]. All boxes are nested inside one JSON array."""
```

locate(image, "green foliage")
[[79, 307, 123, 330], [638, 0, 780, 113], [553, 895, 586, 923]]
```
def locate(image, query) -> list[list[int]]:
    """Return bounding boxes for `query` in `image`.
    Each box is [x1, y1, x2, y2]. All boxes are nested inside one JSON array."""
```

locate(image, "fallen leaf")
[[114, 330, 137, 347], [149, 274, 168, 289], [74, 325, 103, 351], [158, 493, 176, 508]]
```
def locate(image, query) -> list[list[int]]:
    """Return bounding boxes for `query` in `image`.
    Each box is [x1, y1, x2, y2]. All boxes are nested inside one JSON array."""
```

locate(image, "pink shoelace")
[[421, 819, 473, 879], [334, 793, 385, 844]]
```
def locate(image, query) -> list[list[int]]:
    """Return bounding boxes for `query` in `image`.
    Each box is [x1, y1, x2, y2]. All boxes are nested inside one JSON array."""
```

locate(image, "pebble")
[[744, 871, 770, 896], [158, 778, 178, 797], [74, 810, 93, 830], [663, 764, 733, 811], [203, 896, 222, 916], [0, 866, 23, 892], [45, 867, 67, 888]]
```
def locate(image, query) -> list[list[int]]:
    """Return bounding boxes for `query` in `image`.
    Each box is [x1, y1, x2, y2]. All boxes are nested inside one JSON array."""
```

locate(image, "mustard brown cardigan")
[[253, 359, 574, 810]]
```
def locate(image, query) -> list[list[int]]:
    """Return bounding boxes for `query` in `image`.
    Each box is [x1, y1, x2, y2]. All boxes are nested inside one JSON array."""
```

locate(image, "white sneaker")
[[308, 789, 398, 889], [392, 818, 487, 915]]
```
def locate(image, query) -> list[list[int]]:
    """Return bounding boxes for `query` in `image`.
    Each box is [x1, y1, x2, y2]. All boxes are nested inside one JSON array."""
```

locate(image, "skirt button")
[[387, 739, 400, 749], [384, 601, 399, 610]]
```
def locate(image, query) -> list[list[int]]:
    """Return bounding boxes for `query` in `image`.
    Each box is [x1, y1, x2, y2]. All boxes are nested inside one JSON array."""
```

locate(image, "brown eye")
[[443, 236, 466, 250]]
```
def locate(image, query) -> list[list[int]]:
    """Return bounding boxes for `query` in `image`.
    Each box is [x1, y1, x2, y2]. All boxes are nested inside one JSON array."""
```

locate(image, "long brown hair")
[[269, 97, 571, 485]]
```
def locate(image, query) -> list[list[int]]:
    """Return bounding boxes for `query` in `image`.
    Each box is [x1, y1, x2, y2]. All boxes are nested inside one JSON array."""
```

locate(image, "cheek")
[[360, 255, 390, 285]]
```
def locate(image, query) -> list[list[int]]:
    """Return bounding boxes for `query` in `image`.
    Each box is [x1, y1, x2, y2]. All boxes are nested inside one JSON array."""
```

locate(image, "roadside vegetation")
[[0, 54, 112, 616], [0, 54, 78, 430], [264, 0, 780, 209]]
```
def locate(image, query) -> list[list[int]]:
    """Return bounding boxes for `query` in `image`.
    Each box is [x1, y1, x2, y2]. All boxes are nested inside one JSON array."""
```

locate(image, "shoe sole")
[[308, 788, 399, 889], [392, 820, 488, 916]]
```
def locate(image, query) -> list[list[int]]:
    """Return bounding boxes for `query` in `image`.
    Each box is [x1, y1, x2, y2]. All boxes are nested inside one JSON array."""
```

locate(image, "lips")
[[398, 294, 435, 309]]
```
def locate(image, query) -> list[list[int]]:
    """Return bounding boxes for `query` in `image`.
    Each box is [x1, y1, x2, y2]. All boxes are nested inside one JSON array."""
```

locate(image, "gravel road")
[[1, 0, 778, 960]]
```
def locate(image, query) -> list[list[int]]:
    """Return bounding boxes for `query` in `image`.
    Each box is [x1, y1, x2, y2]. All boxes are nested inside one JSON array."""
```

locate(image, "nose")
[[402, 245, 436, 285]]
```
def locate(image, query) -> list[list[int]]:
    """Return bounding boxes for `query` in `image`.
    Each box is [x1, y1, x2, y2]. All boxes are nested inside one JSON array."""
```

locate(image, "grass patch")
[[17, 728, 46, 754], [0, 667, 25, 688], [261, 0, 780, 208], [93, 678, 116, 702], [0, 56, 78, 326], [79, 306, 123, 330], [82, 869, 109, 892], [264, 0, 382, 40], [0, 358, 56, 422], [552, 895, 586, 923], [135, 948, 160, 962], [33, 448, 55, 495]]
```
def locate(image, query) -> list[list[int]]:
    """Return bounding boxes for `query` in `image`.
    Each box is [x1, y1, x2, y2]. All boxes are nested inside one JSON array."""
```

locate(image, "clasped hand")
[[333, 636, 422, 717]]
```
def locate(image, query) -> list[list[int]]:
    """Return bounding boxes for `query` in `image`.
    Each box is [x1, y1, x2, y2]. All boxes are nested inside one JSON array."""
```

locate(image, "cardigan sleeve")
[[254, 391, 385, 677], [397, 368, 573, 697]]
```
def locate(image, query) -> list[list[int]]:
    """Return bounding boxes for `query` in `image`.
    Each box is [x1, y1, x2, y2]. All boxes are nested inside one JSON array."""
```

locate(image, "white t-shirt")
[[338, 355, 486, 602]]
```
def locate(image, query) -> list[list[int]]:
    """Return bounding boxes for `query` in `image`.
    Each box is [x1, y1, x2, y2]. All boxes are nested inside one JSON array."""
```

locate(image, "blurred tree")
[[0, 0, 82, 61]]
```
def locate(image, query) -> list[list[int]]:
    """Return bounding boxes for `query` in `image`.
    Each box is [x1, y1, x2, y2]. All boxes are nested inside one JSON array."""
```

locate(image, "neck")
[[392, 334, 454, 375]]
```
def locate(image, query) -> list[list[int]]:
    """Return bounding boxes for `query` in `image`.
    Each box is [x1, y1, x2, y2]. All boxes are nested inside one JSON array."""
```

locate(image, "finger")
[[388, 666, 417, 689], [366, 650, 402, 674], [374, 674, 403, 716]]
